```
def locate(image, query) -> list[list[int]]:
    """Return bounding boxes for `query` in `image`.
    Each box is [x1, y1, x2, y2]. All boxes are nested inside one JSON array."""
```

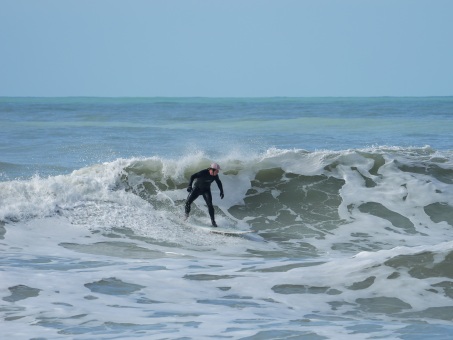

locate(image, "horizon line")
[[1, 95, 452, 99]]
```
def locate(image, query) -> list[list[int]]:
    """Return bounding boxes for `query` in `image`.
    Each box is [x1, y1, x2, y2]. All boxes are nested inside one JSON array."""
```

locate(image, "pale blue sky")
[[1, 0, 452, 97]]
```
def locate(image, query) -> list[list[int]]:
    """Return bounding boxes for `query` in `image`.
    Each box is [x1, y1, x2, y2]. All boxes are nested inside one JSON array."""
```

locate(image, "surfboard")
[[185, 223, 255, 237], [205, 227, 255, 237]]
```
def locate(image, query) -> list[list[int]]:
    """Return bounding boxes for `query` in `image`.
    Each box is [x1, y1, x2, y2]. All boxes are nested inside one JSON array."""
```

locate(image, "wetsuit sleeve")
[[215, 176, 224, 194], [188, 171, 201, 187]]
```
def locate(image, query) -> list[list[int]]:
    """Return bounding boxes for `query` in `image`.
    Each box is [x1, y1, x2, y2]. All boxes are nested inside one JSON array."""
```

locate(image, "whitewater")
[[1, 97, 453, 339]]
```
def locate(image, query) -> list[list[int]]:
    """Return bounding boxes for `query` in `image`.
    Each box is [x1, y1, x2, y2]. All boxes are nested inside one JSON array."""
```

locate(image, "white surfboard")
[[186, 223, 255, 237]]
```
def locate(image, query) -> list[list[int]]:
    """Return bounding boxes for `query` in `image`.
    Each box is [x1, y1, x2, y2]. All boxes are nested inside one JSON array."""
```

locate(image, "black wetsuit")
[[185, 169, 224, 225]]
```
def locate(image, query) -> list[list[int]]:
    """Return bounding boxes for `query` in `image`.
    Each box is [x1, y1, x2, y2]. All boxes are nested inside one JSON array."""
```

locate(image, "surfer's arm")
[[215, 177, 224, 199], [187, 172, 200, 191]]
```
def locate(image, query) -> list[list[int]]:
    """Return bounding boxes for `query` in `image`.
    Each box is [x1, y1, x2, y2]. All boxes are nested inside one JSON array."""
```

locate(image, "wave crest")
[[1, 147, 452, 256]]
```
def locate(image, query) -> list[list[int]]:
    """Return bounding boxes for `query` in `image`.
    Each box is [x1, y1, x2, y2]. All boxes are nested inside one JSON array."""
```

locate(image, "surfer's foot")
[[211, 220, 217, 228], [184, 213, 189, 221]]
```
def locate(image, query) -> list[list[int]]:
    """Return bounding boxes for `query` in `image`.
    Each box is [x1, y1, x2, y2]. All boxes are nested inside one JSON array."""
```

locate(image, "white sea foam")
[[2, 147, 453, 339]]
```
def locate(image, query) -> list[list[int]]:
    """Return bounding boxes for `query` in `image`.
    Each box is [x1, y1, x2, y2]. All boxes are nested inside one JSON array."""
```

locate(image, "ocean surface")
[[1, 97, 453, 339]]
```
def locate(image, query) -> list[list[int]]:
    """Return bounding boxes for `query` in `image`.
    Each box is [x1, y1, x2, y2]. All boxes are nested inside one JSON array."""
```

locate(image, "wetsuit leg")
[[185, 189, 200, 216], [201, 190, 216, 226]]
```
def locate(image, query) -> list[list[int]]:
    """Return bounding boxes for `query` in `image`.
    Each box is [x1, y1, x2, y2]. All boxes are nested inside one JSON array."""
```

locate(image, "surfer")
[[185, 162, 224, 227]]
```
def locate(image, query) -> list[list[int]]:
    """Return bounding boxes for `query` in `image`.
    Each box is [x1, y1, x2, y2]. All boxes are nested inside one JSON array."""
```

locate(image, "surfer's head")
[[210, 163, 221, 171], [209, 162, 221, 175]]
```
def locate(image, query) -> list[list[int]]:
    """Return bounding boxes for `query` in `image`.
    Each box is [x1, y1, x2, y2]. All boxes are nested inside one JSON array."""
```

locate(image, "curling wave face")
[[2, 146, 453, 252]]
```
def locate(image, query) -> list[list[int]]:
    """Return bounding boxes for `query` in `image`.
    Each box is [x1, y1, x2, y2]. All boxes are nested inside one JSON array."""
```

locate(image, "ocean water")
[[1, 97, 453, 339]]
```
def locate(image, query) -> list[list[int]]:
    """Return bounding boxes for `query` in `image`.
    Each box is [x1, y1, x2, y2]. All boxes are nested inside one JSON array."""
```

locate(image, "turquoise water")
[[1, 97, 452, 179], [1, 97, 453, 339]]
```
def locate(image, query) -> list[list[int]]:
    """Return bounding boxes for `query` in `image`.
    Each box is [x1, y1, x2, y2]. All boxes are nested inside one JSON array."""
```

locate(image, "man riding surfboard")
[[185, 162, 224, 227]]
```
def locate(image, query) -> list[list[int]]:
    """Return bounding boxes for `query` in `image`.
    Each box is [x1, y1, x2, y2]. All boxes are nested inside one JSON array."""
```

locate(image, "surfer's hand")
[[220, 192, 224, 199], [187, 186, 192, 193]]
